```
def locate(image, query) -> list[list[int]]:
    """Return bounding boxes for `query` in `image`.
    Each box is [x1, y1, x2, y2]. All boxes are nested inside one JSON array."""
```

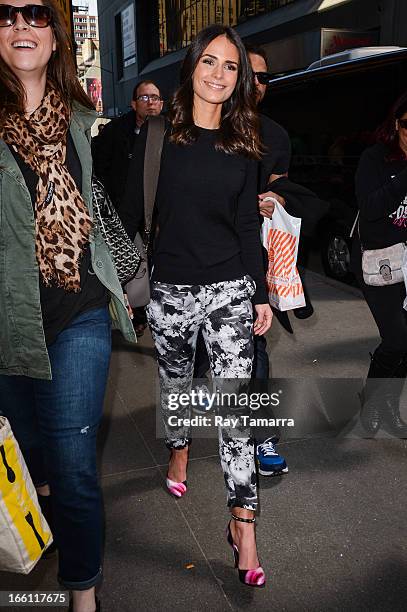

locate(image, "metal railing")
[[152, 0, 298, 59]]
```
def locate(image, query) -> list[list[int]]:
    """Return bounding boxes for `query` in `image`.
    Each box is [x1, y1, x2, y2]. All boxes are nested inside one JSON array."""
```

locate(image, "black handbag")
[[91, 176, 141, 284]]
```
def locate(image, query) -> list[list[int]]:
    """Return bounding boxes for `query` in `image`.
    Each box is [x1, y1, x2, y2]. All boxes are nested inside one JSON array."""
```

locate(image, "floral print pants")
[[146, 276, 258, 510]]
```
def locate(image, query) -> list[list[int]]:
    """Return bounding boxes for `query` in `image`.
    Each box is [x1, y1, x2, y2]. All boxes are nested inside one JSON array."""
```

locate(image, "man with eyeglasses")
[[92, 80, 163, 211]]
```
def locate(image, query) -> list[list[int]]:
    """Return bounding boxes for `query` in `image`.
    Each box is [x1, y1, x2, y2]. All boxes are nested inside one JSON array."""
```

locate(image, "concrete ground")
[[1, 270, 406, 611]]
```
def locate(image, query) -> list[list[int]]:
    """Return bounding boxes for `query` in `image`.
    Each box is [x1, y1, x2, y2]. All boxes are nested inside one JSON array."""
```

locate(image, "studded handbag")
[[91, 175, 141, 284]]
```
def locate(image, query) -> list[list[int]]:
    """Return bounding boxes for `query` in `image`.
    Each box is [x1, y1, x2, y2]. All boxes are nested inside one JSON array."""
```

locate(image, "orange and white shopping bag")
[[261, 201, 305, 311]]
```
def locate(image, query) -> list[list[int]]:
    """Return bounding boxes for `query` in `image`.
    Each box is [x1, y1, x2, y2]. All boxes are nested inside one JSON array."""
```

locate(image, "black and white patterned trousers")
[[146, 276, 258, 510]]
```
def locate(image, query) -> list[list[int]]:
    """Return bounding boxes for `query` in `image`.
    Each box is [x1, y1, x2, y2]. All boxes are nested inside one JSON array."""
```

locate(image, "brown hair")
[[0, 0, 93, 124], [168, 25, 261, 159]]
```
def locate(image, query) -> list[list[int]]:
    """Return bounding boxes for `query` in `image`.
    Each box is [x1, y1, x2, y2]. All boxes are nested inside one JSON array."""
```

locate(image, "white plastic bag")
[[261, 201, 305, 311]]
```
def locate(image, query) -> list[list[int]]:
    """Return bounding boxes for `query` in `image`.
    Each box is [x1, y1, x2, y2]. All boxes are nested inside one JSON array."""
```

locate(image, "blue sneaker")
[[256, 437, 288, 477]]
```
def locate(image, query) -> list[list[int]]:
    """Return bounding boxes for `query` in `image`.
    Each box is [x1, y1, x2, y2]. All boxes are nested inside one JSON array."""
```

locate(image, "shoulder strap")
[[349, 210, 359, 239], [143, 115, 165, 240]]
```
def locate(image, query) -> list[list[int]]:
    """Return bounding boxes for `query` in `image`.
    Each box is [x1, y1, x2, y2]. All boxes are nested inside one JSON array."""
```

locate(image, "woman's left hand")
[[253, 304, 273, 335], [124, 293, 134, 320]]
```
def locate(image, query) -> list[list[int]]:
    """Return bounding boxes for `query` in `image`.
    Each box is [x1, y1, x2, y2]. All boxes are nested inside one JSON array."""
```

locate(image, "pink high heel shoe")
[[166, 447, 188, 498], [226, 514, 266, 588], [165, 477, 187, 498]]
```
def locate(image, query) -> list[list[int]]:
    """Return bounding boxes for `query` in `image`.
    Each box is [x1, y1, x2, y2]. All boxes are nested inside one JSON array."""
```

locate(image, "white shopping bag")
[[261, 200, 305, 311]]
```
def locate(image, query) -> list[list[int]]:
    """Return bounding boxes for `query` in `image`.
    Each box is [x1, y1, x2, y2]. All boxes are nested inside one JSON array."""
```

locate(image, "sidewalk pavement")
[[1, 271, 406, 611]]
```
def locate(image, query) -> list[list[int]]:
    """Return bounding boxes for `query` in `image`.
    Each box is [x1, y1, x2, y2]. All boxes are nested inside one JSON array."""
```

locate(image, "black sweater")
[[355, 143, 407, 249], [120, 124, 268, 304]]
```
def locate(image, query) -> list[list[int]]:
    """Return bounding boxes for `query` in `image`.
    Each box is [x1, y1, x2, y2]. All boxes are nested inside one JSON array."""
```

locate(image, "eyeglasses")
[[0, 4, 52, 28], [399, 119, 407, 130], [136, 94, 162, 103], [254, 72, 271, 85]]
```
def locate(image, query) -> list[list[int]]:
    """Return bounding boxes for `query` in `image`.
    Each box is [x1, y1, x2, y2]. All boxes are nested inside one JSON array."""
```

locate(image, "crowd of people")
[[0, 1, 407, 610]]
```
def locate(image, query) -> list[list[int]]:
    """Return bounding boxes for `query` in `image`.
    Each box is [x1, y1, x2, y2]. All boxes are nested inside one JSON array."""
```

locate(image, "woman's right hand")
[[253, 304, 273, 335]]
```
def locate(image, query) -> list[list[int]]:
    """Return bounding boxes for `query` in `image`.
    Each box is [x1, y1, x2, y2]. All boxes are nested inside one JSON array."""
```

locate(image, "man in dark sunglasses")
[[244, 44, 293, 476]]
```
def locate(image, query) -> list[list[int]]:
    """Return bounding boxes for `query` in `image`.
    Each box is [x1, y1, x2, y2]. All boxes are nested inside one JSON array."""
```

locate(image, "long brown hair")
[[0, 0, 93, 123], [168, 25, 261, 159]]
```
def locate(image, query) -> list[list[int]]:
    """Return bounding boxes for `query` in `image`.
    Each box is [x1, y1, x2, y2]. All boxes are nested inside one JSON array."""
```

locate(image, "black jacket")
[[355, 143, 407, 249], [269, 176, 330, 238], [92, 110, 138, 210]]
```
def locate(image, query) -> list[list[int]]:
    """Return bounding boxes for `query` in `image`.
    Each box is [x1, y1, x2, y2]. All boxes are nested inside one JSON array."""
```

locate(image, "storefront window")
[[153, 0, 297, 58]]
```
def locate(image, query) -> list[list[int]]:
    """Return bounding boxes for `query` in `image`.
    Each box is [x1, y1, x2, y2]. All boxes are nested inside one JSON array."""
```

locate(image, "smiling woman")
[[0, 0, 91, 116], [0, 2, 135, 611], [169, 25, 261, 157], [120, 24, 272, 590]]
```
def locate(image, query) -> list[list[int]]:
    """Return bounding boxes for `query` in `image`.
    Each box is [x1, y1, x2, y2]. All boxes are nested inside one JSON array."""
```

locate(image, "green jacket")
[[0, 104, 136, 380]]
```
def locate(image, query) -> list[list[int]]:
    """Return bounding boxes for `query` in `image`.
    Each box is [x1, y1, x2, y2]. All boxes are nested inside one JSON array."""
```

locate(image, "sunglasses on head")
[[254, 71, 272, 85], [0, 4, 52, 28], [399, 119, 407, 129]]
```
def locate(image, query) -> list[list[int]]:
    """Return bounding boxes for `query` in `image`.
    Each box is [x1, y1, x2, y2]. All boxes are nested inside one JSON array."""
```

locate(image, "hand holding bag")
[[261, 201, 305, 311], [125, 115, 165, 308], [0, 416, 53, 574]]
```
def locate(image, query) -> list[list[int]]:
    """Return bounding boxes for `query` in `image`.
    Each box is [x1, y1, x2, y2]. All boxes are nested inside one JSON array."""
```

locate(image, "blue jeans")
[[0, 307, 111, 590]]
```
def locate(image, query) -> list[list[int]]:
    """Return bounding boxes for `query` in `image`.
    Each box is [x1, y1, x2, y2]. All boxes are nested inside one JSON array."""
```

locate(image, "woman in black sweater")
[[353, 93, 407, 437], [121, 25, 272, 587]]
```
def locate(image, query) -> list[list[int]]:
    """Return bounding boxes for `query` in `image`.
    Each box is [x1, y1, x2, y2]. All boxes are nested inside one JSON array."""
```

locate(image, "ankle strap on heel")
[[231, 513, 256, 524]]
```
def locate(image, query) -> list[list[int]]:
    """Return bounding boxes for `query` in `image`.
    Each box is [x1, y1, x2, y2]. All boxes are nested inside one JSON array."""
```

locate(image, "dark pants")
[[0, 307, 111, 590], [360, 280, 407, 358], [351, 235, 407, 415], [352, 241, 407, 366]]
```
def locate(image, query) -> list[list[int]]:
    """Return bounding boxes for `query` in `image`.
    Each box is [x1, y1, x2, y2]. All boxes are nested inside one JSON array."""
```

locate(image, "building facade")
[[97, 0, 407, 116], [73, 3, 103, 114], [73, 4, 98, 48]]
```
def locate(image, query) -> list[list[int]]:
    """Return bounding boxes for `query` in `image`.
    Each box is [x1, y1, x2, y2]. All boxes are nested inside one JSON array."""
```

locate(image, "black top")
[[120, 124, 268, 304], [259, 114, 291, 191], [355, 143, 407, 249], [10, 133, 108, 346]]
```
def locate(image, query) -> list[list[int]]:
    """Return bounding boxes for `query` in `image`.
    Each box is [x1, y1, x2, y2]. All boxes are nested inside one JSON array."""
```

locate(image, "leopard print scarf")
[[0, 89, 92, 292]]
